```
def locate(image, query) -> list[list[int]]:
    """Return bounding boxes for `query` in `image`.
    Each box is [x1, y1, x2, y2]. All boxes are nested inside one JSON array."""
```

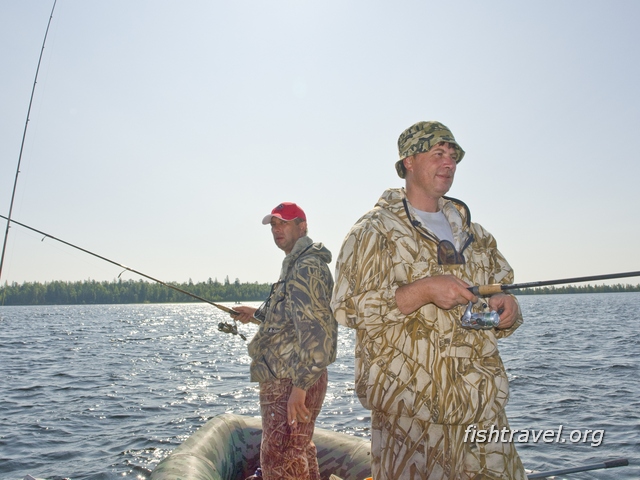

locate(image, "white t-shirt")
[[413, 208, 455, 246]]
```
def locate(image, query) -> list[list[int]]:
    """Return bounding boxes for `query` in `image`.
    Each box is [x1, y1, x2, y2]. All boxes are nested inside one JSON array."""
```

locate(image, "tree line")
[[1, 279, 639, 306], [0, 277, 272, 306], [514, 283, 640, 295]]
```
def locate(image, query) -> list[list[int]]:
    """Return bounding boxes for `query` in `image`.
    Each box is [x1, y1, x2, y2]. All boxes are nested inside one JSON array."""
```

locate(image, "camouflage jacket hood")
[[331, 188, 523, 425], [248, 236, 338, 391]]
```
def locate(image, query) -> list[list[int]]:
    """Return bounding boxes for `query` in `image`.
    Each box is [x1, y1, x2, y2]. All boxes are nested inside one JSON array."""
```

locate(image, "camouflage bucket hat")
[[395, 121, 465, 178]]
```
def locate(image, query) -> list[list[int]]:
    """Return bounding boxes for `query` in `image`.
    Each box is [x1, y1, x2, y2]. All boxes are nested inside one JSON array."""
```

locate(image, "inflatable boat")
[[150, 413, 372, 480], [149, 413, 630, 480]]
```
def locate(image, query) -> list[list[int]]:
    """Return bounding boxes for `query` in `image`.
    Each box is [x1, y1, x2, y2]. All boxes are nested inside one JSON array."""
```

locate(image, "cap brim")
[[262, 213, 304, 224]]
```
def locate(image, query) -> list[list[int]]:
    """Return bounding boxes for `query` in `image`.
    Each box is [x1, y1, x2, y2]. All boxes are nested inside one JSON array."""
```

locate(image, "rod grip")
[[604, 458, 629, 468], [468, 284, 504, 296]]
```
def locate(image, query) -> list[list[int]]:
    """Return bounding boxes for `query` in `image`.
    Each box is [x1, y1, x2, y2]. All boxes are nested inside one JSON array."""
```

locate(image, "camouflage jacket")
[[248, 236, 338, 391], [331, 188, 523, 425]]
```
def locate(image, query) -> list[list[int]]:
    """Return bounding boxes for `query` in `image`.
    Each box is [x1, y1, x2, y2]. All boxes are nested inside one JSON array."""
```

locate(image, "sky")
[[1, 0, 639, 289]]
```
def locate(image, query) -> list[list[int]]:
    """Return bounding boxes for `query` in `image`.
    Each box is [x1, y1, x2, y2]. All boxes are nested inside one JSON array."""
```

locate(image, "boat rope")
[[0, 214, 259, 340], [0, 0, 58, 283]]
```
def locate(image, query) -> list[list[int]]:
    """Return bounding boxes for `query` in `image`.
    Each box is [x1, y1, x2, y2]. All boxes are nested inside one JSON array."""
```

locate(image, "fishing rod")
[[527, 457, 628, 479], [462, 270, 640, 329], [0, 214, 259, 338], [0, 0, 57, 282], [468, 270, 640, 296]]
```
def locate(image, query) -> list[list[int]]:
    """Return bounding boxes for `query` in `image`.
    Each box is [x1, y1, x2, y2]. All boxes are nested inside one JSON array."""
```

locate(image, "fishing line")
[[0, 214, 258, 339]]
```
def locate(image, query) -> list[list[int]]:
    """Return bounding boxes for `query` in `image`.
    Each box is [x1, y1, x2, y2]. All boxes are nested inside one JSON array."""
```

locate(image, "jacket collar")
[[280, 235, 314, 279], [377, 188, 473, 249]]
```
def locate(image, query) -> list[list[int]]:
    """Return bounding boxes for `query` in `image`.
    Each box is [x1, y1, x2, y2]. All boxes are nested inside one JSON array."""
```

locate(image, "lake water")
[[1, 293, 638, 479]]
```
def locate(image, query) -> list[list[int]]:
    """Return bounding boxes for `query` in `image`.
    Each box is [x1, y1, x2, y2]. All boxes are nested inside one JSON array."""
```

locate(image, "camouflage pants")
[[259, 370, 328, 480], [371, 409, 526, 480]]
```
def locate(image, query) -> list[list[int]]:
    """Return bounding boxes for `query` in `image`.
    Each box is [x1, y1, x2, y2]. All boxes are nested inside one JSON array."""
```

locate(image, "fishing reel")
[[218, 321, 247, 340], [460, 301, 500, 330]]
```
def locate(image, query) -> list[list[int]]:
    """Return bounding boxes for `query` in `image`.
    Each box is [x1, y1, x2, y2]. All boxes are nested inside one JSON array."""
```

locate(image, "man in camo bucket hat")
[[395, 120, 466, 178], [332, 121, 526, 479]]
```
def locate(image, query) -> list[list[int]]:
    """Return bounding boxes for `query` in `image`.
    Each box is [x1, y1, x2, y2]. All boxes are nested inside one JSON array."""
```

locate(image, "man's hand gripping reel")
[[218, 320, 247, 340]]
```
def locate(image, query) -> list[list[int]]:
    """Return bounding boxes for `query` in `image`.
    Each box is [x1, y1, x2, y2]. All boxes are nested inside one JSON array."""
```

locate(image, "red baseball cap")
[[262, 202, 307, 225]]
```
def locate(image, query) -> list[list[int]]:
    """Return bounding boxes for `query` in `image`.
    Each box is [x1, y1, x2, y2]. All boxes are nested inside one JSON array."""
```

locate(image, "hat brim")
[[262, 213, 303, 225], [396, 143, 465, 179], [262, 214, 275, 225]]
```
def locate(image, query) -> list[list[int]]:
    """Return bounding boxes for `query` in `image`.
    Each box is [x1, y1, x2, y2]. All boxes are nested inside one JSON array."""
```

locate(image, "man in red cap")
[[233, 202, 338, 480]]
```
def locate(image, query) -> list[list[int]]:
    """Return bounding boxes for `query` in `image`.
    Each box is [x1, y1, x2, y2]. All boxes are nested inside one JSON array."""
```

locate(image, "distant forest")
[[513, 283, 640, 295], [1, 279, 639, 306], [0, 277, 271, 306]]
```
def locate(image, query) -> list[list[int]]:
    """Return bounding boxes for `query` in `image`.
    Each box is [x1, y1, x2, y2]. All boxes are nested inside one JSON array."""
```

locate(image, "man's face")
[[270, 217, 306, 254], [405, 142, 458, 199]]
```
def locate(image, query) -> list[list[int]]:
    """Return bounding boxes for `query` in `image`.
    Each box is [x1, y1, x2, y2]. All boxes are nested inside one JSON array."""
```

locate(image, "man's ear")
[[403, 156, 413, 172]]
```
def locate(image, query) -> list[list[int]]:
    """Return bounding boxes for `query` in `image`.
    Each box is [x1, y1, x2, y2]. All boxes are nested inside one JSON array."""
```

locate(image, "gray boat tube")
[[150, 413, 372, 480]]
